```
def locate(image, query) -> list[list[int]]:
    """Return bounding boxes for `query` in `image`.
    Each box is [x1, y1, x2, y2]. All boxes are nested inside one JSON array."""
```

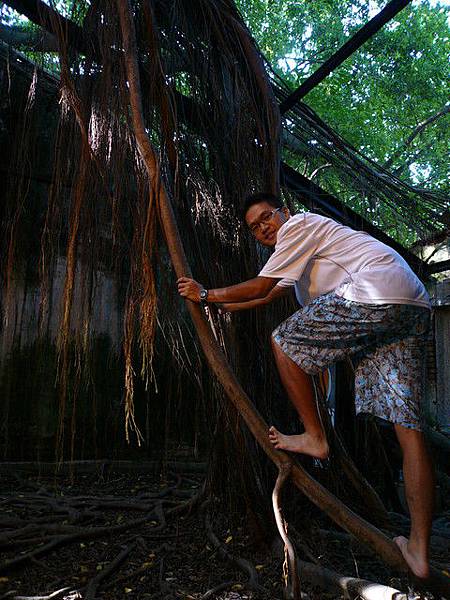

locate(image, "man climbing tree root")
[[114, 0, 442, 584], [178, 193, 437, 581]]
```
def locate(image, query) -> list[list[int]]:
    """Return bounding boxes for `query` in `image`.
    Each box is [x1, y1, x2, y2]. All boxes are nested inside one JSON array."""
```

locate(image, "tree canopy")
[[237, 0, 449, 193]]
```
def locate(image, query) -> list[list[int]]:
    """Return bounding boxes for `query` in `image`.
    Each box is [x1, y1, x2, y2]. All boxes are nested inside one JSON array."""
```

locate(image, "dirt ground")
[[0, 466, 448, 600]]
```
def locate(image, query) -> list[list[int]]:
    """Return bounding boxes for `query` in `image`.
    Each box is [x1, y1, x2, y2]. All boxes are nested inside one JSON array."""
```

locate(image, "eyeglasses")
[[249, 208, 282, 235]]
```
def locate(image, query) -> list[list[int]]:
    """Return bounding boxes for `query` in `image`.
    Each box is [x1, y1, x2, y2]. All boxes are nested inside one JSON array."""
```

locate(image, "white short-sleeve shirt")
[[258, 213, 430, 308]]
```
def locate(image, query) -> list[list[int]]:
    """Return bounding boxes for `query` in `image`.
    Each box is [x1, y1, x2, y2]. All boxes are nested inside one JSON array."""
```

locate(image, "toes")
[[393, 536, 407, 549], [268, 426, 284, 450], [268, 428, 278, 440]]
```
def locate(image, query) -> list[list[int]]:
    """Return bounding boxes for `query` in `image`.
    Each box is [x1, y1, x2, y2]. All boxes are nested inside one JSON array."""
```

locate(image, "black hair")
[[241, 192, 283, 220]]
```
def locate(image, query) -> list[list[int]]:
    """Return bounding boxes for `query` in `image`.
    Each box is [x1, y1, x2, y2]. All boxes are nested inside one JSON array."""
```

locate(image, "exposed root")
[[298, 559, 408, 600], [272, 462, 301, 599], [11, 588, 75, 600], [0, 515, 153, 573], [84, 544, 134, 600], [1, 468, 445, 599], [203, 507, 265, 596], [200, 581, 240, 599], [0, 472, 203, 585], [167, 479, 207, 517]]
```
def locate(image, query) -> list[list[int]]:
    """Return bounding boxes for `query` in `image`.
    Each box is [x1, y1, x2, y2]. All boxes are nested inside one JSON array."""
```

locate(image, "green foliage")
[[237, 0, 450, 192]]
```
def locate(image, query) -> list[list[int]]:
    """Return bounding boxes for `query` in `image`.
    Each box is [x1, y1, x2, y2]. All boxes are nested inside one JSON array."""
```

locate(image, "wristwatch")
[[199, 288, 209, 302]]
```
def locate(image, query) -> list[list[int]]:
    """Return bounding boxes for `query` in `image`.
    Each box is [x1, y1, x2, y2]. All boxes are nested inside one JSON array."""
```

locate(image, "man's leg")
[[268, 336, 329, 459], [393, 425, 434, 579]]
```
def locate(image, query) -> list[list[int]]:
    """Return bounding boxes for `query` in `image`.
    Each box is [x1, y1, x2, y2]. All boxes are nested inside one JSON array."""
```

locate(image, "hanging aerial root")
[[225, 14, 280, 194], [313, 378, 390, 528], [123, 296, 144, 445], [272, 462, 301, 600], [139, 184, 158, 392]]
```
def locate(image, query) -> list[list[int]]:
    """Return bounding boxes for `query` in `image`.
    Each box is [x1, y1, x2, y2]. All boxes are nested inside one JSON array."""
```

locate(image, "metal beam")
[[0, 23, 59, 52], [3, 0, 89, 54], [280, 0, 412, 114], [280, 161, 429, 278], [427, 259, 450, 275]]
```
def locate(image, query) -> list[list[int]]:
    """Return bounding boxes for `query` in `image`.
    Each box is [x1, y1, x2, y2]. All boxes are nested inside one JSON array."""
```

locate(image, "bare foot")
[[394, 535, 430, 579], [268, 426, 329, 459]]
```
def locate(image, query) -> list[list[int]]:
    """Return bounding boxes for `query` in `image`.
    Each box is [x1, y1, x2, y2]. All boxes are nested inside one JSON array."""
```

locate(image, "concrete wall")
[[1, 257, 120, 359]]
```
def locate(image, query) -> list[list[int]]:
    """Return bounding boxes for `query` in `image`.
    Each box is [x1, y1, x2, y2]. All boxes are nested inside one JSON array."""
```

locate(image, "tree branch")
[[384, 104, 450, 170]]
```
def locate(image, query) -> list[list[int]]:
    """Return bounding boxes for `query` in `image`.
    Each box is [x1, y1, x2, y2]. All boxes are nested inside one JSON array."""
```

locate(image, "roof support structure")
[[279, 0, 412, 114], [427, 259, 450, 275]]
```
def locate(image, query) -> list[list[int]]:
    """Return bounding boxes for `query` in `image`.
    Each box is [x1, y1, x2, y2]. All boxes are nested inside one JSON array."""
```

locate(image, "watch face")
[[200, 289, 208, 300]]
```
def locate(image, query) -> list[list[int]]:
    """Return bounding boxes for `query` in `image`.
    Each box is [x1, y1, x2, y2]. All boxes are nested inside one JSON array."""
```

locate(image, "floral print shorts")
[[272, 292, 431, 430]]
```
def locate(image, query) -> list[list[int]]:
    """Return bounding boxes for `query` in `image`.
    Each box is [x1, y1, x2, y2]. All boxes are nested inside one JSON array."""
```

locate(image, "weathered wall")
[[431, 280, 450, 432], [0, 45, 206, 461]]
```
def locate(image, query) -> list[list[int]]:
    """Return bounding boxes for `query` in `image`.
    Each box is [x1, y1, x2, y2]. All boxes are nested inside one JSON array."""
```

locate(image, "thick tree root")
[[1, 470, 209, 598], [0, 514, 154, 573], [11, 588, 74, 600], [0, 474, 199, 577], [199, 581, 239, 599]]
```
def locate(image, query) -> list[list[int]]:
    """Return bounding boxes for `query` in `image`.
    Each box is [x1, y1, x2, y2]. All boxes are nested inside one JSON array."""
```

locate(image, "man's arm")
[[177, 276, 279, 303], [219, 284, 291, 312]]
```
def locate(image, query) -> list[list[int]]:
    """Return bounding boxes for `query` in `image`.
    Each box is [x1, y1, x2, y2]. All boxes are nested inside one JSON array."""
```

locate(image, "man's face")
[[245, 201, 289, 247]]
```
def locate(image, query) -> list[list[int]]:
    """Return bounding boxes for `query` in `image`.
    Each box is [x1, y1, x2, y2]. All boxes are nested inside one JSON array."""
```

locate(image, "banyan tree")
[[1, 0, 449, 597]]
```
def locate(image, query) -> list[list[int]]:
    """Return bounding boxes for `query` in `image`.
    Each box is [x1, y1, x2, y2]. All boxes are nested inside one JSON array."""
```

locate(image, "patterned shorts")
[[272, 292, 431, 430]]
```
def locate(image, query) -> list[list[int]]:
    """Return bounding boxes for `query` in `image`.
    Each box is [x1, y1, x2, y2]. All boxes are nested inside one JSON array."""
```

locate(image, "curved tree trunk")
[[115, 2, 450, 595]]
